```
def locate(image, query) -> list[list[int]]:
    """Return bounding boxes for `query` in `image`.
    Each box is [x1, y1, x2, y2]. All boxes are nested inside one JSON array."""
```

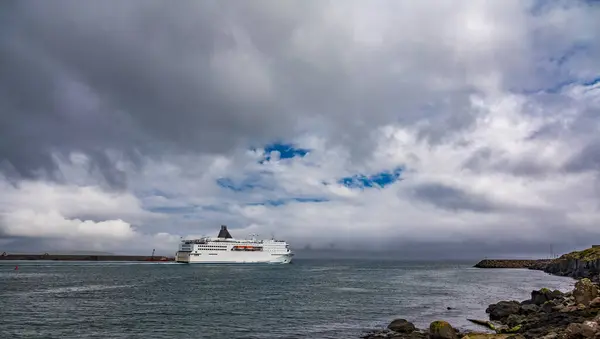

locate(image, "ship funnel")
[[217, 225, 233, 239]]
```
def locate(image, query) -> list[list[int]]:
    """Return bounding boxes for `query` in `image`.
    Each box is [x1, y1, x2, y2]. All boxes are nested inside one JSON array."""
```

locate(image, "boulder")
[[486, 301, 521, 321], [389, 319, 417, 333], [429, 321, 458, 339], [573, 278, 599, 306], [531, 288, 564, 306], [531, 288, 551, 305]]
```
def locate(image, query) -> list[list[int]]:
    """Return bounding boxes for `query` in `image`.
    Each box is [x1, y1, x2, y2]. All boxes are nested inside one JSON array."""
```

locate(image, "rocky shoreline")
[[361, 247, 600, 339]]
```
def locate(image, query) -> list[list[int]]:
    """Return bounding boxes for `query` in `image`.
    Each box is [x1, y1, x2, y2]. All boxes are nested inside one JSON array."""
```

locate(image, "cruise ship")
[[175, 225, 294, 264]]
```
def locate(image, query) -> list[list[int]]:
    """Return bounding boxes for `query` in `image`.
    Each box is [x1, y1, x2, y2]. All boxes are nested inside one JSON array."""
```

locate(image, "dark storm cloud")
[[0, 0, 529, 186], [0, 1, 306, 186], [409, 183, 495, 213]]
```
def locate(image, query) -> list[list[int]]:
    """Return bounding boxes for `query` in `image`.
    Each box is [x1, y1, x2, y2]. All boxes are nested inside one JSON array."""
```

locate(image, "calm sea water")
[[0, 259, 574, 339]]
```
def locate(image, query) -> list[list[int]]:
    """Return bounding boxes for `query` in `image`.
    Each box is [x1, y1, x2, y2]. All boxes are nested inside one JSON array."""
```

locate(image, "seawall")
[[473, 259, 551, 269], [0, 253, 174, 262]]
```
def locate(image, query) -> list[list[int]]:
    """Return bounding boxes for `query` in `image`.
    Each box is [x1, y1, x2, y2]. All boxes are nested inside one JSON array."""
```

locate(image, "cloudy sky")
[[1, 0, 599, 259]]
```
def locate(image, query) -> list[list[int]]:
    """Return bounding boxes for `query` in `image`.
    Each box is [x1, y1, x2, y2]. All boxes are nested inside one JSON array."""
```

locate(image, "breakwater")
[[0, 253, 174, 262], [473, 259, 551, 269]]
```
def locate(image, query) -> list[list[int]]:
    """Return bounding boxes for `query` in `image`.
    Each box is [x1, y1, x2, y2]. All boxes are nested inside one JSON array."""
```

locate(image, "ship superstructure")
[[175, 225, 294, 264]]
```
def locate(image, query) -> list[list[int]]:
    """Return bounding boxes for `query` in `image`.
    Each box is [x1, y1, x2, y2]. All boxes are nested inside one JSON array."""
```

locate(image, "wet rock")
[[389, 319, 416, 333], [429, 321, 458, 339], [573, 278, 599, 306], [486, 301, 521, 321]]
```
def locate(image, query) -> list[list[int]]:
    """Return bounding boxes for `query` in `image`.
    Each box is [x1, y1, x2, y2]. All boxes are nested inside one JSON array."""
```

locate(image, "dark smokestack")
[[217, 225, 233, 239]]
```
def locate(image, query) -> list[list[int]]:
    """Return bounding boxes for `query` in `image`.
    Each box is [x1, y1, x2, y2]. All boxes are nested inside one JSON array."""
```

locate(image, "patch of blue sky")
[[257, 142, 310, 163], [523, 74, 600, 95], [338, 167, 403, 189]]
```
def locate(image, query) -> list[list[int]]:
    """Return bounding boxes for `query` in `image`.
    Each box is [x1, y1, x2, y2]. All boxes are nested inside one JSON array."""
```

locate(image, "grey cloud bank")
[[1, 0, 599, 258]]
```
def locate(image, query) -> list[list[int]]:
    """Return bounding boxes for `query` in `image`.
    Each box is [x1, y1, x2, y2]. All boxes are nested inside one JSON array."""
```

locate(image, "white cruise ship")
[[175, 225, 294, 264]]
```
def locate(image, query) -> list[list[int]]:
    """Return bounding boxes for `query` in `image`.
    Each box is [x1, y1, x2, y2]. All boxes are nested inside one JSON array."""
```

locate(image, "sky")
[[1, 0, 600, 259]]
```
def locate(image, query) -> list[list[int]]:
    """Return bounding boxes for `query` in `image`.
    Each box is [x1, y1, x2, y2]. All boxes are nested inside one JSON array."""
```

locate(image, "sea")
[[0, 259, 575, 339]]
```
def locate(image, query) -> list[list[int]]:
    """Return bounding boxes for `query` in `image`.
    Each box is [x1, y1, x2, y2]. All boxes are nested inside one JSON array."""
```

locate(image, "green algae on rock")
[[429, 320, 458, 339]]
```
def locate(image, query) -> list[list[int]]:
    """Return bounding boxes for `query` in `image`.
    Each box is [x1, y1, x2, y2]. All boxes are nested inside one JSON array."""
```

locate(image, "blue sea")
[[0, 259, 574, 339]]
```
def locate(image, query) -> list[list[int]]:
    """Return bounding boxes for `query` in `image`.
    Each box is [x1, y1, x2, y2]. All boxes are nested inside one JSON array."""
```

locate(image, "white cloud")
[[1, 1, 600, 257]]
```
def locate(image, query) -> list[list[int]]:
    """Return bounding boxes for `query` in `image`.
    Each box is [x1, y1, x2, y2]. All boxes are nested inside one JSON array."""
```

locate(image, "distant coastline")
[[0, 252, 174, 262]]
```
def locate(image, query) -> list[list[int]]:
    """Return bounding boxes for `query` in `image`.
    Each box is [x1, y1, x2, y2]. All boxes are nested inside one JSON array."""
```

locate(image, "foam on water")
[[10, 284, 136, 297]]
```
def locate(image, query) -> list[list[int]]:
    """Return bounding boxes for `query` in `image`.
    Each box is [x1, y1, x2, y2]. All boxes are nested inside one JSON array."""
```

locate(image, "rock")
[[565, 321, 599, 338], [519, 304, 539, 315], [519, 299, 533, 305], [391, 333, 428, 339], [561, 305, 581, 313], [551, 290, 565, 300], [467, 319, 508, 333], [541, 301, 556, 313], [532, 288, 551, 305], [429, 321, 458, 339], [590, 297, 600, 308], [461, 334, 524, 339], [505, 314, 526, 328], [486, 301, 521, 321], [573, 278, 599, 306], [531, 288, 564, 306], [389, 319, 416, 333]]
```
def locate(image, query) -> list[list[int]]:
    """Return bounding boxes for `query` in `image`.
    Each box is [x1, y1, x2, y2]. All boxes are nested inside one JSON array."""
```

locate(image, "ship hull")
[[175, 251, 293, 264]]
